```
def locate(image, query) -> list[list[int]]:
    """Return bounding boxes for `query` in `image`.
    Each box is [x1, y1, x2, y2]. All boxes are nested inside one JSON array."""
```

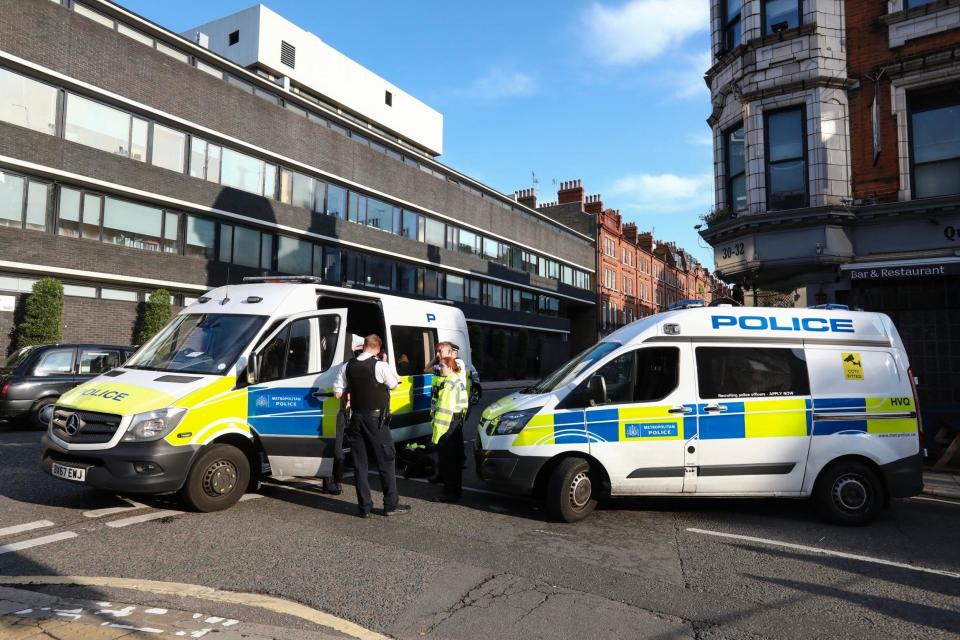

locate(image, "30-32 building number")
[[721, 242, 745, 260]]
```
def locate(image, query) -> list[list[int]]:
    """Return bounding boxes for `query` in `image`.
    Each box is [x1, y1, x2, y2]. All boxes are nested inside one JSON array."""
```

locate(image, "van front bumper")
[[880, 452, 923, 499], [41, 433, 198, 494], [474, 441, 548, 496]]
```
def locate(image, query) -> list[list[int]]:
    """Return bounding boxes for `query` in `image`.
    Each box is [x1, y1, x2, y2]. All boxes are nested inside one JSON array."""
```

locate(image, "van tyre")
[[814, 461, 884, 526], [29, 397, 57, 431], [547, 457, 597, 522], [181, 444, 249, 512]]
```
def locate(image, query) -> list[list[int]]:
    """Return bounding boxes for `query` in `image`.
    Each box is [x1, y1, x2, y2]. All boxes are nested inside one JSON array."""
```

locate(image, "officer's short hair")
[[365, 334, 382, 350]]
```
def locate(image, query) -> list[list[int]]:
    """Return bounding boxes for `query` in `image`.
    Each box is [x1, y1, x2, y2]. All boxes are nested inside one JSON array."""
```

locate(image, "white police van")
[[41, 277, 471, 511], [476, 306, 923, 524]]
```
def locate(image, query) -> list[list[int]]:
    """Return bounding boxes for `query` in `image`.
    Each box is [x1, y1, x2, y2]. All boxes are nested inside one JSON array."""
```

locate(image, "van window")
[[79, 349, 120, 374], [34, 349, 75, 376], [391, 325, 437, 376], [531, 341, 622, 393], [259, 316, 340, 382], [591, 347, 680, 405], [696, 347, 809, 399]]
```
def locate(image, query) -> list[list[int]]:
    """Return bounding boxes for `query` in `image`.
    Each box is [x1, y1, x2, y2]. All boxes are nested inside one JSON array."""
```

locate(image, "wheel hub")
[[569, 471, 592, 509], [202, 460, 238, 497], [832, 474, 869, 512]]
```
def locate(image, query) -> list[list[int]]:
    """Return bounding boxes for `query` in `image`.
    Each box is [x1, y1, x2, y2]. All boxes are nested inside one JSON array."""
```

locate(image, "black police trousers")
[[436, 415, 464, 499], [323, 409, 348, 492], [347, 410, 399, 514]]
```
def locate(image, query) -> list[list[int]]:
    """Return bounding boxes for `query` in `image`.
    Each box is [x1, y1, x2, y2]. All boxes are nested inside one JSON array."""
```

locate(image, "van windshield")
[[527, 341, 622, 394], [126, 314, 267, 375]]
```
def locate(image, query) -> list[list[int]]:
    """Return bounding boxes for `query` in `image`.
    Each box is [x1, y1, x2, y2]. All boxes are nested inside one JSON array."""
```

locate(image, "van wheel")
[[30, 398, 57, 431], [814, 461, 884, 526], [180, 444, 249, 512], [547, 458, 597, 522]]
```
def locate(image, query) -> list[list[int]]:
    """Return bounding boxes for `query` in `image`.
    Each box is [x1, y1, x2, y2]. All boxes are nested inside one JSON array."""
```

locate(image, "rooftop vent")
[[280, 40, 296, 68]]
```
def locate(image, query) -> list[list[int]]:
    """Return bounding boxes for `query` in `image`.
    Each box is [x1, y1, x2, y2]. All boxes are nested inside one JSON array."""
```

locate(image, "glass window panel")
[[322, 246, 341, 282], [420, 269, 440, 298], [730, 174, 747, 212], [348, 192, 366, 224], [391, 207, 403, 235], [764, 0, 800, 34], [65, 94, 132, 157], [366, 198, 391, 231], [151, 124, 186, 172], [446, 225, 458, 250], [117, 23, 153, 46], [277, 235, 312, 274], [288, 170, 314, 209], [446, 274, 464, 302], [483, 237, 501, 260], [163, 211, 178, 253], [400, 210, 419, 239], [484, 283, 505, 309], [915, 160, 960, 198], [726, 0, 742, 21], [63, 284, 97, 298], [260, 234, 273, 269], [206, 143, 221, 183], [73, 2, 114, 27], [396, 264, 416, 293], [459, 229, 477, 254], [130, 117, 148, 162], [365, 256, 393, 289], [185, 215, 216, 259], [728, 126, 745, 175], [912, 104, 960, 164], [233, 226, 262, 268], [423, 217, 445, 247], [35, 349, 75, 375], [103, 197, 163, 251], [101, 288, 139, 302], [195, 60, 223, 79], [312, 245, 324, 277], [219, 224, 233, 262], [220, 148, 263, 194], [561, 265, 574, 286], [58, 187, 82, 237], [768, 160, 806, 207], [767, 109, 803, 162], [81, 193, 101, 239], [189, 137, 207, 179], [0, 172, 25, 228], [156, 41, 190, 63], [24, 181, 48, 231], [78, 349, 120, 374], [0, 68, 58, 135], [326, 184, 346, 218], [465, 280, 481, 305], [312, 180, 327, 214]]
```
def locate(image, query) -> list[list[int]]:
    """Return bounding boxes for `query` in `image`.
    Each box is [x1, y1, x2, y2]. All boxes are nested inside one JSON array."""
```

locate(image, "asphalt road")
[[1, 389, 959, 639]]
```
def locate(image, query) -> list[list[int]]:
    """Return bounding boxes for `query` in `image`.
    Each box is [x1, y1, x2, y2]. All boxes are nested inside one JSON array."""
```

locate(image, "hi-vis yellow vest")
[[431, 373, 465, 444]]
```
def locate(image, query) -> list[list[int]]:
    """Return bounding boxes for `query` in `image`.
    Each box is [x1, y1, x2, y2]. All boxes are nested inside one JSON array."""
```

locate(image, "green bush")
[[138, 288, 173, 344], [16, 278, 64, 349]]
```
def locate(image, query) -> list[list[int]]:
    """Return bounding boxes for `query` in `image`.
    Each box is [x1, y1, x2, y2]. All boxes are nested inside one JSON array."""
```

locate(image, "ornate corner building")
[[700, 0, 959, 424]]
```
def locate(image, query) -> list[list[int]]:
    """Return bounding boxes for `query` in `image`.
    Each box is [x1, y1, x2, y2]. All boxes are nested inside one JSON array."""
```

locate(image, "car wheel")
[[547, 457, 597, 523], [814, 460, 884, 526], [180, 444, 249, 512], [29, 397, 57, 431]]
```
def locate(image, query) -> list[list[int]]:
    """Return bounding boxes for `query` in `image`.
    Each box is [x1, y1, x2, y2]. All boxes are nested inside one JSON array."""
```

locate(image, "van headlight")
[[122, 408, 186, 442], [492, 409, 540, 435]]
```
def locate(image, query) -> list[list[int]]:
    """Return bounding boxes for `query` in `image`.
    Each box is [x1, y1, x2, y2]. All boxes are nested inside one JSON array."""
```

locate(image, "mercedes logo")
[[65, 414, 81, 436]]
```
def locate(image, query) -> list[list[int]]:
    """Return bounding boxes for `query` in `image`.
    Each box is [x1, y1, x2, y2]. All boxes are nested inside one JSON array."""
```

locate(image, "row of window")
[[721, 0, 802, 51], [0, 169, 564, 317], [0, 65, 592, 291], [60, 0, 582, 246], [722, 84, 960, 213], [0, 273, 189, 305]]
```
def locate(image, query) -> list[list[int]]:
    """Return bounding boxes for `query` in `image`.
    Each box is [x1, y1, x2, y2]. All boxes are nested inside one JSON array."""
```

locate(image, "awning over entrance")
[[841, 256, 960, 281]]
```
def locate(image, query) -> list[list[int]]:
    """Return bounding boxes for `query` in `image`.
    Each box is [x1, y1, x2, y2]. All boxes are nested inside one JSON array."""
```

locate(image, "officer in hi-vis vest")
[[430, 356, 467, 502]]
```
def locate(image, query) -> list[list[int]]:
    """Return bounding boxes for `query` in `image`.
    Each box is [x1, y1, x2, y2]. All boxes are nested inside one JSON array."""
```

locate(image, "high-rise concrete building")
[[700, 0, 959, 431], [0, 0, 597, 380]]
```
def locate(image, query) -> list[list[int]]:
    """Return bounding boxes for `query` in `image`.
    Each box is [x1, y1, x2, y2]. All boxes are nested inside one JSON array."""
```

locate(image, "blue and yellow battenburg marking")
[[390, 374, 433, 415], [510, 396, 916, 447]]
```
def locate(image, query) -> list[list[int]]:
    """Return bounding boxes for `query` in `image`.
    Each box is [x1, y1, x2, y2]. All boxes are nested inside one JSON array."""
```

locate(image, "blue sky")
[[123, 0, 716, 266]]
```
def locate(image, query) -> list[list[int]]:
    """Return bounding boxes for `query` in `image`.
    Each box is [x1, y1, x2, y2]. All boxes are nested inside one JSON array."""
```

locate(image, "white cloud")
[[463, 68, 536, 100], [608, 172, 714, 213], [584, 0, 710, 65], [687, 131, 714, 147]]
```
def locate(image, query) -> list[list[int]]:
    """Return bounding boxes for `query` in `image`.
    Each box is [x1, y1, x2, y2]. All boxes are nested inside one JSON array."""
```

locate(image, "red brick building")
[[529, 181, 729, 336]]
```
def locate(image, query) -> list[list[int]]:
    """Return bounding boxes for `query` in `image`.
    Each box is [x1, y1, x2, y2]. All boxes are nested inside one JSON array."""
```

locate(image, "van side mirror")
[[246, 354, 259, 386], [587, 374, 607, 407]]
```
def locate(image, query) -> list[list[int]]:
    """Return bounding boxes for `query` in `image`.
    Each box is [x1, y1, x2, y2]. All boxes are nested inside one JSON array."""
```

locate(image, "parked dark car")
[[0, 344, 135, 429]]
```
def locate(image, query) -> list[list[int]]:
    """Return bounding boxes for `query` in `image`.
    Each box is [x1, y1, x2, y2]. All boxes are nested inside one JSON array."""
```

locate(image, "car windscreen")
[[527, 341, 622, 394], [126, 314, 267, 375], [2, 346, 35, 372]]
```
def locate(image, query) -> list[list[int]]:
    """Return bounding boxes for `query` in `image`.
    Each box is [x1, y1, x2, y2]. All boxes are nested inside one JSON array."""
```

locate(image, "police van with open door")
[[476, 306, 923, 525], [40, 277, 472, 511]]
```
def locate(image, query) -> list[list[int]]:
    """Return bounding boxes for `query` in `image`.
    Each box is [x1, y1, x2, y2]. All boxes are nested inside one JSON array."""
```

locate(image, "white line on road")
[[83, 501, 149, 518], [105, 510, 184, 528], [911, 496, 960, 506], [687, 527, 960, 579], [0, 531, 78, 555], [0, 520, 54, 538]]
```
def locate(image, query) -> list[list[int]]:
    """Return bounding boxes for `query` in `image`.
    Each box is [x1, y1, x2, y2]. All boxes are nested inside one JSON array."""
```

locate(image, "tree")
[[138, 288, 173, 344], [15, 278, 64, 349]]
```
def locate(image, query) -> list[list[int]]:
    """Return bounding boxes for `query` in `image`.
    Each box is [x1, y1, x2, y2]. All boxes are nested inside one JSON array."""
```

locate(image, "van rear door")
[[692, 345, 812, 495], [248, 309, 347, 477]]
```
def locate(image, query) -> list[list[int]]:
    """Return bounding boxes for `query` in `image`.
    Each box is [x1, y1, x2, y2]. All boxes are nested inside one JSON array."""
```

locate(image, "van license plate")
[[51, 463, 86, 482]]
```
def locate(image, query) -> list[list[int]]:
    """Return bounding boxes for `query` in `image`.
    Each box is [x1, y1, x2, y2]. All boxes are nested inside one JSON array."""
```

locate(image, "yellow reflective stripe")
[[743, 398, 808, 438], [866, 396, 917, 434], [512, 412, 554, 447]]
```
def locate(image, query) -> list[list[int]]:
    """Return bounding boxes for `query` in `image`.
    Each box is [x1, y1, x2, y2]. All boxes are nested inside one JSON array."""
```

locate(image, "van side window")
[[79, 349, 120, 374], [696, 347, 810, 399], [259, 325, 290, 382], [591, 347, 680, 405], [390, 325, 438, 376], [34, 349, 75, 376]]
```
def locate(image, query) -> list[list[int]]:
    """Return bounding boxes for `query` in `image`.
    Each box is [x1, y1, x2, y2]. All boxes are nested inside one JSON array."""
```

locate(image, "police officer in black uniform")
[[336, 334, 411, 518]]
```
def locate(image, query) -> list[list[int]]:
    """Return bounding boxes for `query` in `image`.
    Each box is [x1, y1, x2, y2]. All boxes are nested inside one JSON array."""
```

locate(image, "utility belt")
[[351, 407, 392, 429]]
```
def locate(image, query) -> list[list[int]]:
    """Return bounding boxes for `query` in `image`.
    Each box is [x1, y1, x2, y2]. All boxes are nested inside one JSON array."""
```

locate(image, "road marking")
[[687, 527, 960, 579], [911, 496, 960, 506], [0, 519, 54, 537], [105, 510, 184, 528], [84, 501, 149, 518], [0, 576, 390, 640], [0, 531, 78, 555]]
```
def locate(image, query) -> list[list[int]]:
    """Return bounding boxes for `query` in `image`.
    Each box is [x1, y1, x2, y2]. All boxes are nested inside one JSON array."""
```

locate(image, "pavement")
[[923, 470, 960, 500], [2, 387, 959, 639]]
